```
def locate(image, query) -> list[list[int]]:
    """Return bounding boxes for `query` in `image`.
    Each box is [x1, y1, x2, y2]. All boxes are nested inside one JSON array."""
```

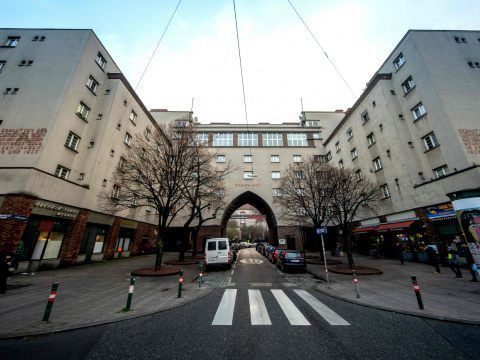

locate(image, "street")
[[1, 248, 479, 359]]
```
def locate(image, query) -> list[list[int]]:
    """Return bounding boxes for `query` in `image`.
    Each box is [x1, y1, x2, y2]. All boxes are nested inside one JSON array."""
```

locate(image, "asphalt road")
[[1, 248, 479, 359]]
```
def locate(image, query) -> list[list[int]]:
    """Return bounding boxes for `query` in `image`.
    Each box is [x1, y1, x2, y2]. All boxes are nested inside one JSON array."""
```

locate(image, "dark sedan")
[[276, 250, 306, 272]]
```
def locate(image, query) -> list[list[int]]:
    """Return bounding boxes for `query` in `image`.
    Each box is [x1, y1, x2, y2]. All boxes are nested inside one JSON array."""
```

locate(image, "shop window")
[[31, 220, 65, 260]]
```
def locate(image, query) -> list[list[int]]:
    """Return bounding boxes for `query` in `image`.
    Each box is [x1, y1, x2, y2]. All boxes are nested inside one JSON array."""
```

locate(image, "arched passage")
[[220, 191, 278, 244]]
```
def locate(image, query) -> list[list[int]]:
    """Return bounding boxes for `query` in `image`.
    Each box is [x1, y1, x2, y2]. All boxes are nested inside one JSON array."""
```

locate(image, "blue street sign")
[[316, 227, 327, 235]]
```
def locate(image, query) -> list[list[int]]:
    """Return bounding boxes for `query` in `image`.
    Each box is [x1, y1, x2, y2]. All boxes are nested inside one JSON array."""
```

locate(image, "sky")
[[1, 0, 479, 124]]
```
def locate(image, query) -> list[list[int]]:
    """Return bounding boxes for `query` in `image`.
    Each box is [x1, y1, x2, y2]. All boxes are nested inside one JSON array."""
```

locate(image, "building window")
[[197, 132, 209, 145], [270, 155, 280, 163], [110, 149, 115, 157], [0, 61, 6, 72], [144, 128, 151, 140], [76, 102, 90, 120], [295, 188, 306, 197], [216, 154, 226, 163], [312, 133, 320, 139], [243, 155, 252, 163], [124, 132, 132, 146], [305, 120, 320, 127], [402, 76, 415, 94], [338, 160, 344, 168], [287, 133, 308, 146], [346, 128, 353, 141], [373, 157, 383, 172], [351, 148, 358, 160], [238, 133, 258, 146], [212, 133, 233, 147], [244, 171, 254, 180], [129, 110, 137, 124], [294, 171, 304, 179], [271, 171, 281, 179], [380, 184, 391, 198], [411, 102, 426, 120], [422, 132, 439, 151], [262, 133, 283, 147], [393, 53, 406, 70], [55, 165, 70, 180], [119, 157, 126, 171], [78, 173, 85, 180], [355, 169, 363, 181], [112, 185, 120, 199], [65, 131, 80, 151], [96, 52, 107, 70], [434, 165, 449, 178], [335, 141, 340, 152], [361, 111, 370, 124], [272, 188, 282, 197], [454, 36, 467, 44], [293, 155, 302, 163], [86, 76, 98, 94], [4, 36, 20, 47], [367, 133, 376, 146]]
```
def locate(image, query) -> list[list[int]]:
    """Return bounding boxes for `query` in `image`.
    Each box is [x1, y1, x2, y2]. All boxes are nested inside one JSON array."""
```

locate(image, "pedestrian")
[[0, 254, 9, 294], [425, 244, 441, 273], [395, 241, 405, 265], [447, 245, 462, 278]]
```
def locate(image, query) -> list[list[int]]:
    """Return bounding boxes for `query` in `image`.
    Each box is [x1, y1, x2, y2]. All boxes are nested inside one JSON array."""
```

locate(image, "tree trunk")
[[343, 231, 354, 269], [155, 230, 164, 271], [191, 227, 200, 257]]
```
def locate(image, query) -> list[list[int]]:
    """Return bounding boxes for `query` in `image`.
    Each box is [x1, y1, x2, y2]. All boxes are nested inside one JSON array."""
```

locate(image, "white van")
[[205, 238, 232, 268]]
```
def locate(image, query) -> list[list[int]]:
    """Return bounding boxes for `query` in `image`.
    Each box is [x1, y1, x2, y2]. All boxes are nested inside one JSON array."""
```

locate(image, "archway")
[[220, 191, 278, 244]]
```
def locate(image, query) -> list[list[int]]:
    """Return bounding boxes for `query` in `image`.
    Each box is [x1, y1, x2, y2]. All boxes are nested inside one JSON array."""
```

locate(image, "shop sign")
[[33, 200, 79, 219], [0, 214, 29, 221], [425, 203, 455, 219], [120, 219, 138, 229]]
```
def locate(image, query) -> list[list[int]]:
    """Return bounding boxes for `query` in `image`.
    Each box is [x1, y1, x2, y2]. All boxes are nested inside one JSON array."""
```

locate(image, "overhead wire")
[[287, 0, 357, 100], [135, 0, 183, 91], [232, 0, 256, 176]]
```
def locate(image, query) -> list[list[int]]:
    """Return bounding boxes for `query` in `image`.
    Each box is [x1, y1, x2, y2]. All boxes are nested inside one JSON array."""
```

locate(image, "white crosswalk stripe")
[[212, 289, 237, 325], [293, 289, 350, 326], [248, 289, 272, 325], [211, 288, 349, 327], [270, 289, 310, 326]]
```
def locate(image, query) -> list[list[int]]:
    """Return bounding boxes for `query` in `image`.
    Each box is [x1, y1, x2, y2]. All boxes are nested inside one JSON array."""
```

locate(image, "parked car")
[[276, 250, 306, 272], [270, 249, 283, 264], [264, 245, 275, 258], [256, 242, 267, 253], [205, 238, 233, 269]]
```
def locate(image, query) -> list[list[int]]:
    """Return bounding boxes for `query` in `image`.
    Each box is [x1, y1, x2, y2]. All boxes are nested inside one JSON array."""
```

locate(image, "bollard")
[[42, 282, 59, 322], [124, 276, 136, 311], [198, 272, 203, 288], [352, 270, 361, 298], [178, 270, 184, 298], [411, 274, 424, 310]]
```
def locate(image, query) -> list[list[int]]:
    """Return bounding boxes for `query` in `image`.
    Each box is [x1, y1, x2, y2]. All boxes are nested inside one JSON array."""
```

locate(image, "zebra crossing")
[[212, 288, 350, 326]]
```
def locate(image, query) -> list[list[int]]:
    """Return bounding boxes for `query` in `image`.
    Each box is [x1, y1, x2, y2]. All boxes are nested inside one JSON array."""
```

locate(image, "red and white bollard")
[[43, 282, 59, 322], [411, 274, 424, 310]]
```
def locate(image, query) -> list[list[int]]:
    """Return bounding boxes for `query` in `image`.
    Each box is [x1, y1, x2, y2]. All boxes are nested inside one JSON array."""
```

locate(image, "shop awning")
[[376, 220, 416, 232], [352, 225, 378, 234]]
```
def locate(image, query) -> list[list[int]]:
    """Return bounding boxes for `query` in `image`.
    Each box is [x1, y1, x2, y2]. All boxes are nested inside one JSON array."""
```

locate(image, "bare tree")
[[329, 167, 379, 268], [100, 124, 203, 270], [275, 158, 336, 230]]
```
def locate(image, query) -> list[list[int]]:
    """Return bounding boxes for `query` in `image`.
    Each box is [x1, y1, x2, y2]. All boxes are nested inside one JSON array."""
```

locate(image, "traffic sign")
[[316, 227, 328, 235]]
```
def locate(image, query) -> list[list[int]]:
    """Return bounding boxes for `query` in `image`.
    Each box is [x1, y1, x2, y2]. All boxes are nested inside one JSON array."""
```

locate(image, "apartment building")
[[0, 29, 158, 271], [151, 109, 344, 250], [322, 30, 480, 259]]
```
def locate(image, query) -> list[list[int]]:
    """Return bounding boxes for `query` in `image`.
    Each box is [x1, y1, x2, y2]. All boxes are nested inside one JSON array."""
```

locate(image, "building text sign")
[[0, 128, 47, 155], [33, 200, 79, 219]]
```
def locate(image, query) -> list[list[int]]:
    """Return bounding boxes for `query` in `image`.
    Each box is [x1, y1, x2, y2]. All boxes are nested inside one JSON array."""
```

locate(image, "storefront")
[[18, 200, 80, 272], [115, 219, 138, 258], [77, 212, 115, 263]]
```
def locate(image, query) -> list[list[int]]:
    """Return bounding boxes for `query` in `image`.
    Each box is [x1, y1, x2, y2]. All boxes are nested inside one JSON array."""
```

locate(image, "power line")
[[287, 0, 357, 99], [135, 0, 183, 91], [232, 0, 255, 175]]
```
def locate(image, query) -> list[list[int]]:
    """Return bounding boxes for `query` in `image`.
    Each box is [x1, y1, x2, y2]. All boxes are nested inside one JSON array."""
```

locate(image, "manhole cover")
[[240, 259, 264, 264]]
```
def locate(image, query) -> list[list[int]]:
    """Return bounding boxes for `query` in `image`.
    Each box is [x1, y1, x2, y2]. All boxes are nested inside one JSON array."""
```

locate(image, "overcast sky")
[[2, 0, 479, 123]]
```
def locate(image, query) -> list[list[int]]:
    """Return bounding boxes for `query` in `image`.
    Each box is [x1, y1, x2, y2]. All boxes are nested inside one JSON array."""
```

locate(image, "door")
[[80, 225, 97, 262], [286, 236, 296, 250], [206, 241, 217, 264], [217, 239, 229, 264]]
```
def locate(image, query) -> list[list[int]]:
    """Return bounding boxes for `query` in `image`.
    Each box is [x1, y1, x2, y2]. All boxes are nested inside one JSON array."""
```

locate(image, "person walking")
[[447, 245, 462, 278], [425, 244, 441, 273], [461, 244, 479, 282], [395, 241, 405, 265], [0, 254, 9, 294]]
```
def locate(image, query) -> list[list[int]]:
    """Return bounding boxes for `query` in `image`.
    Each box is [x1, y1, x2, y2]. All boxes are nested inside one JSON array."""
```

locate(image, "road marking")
[[282, 283, 296, 287], [270, 289, 310, 326], [212, 289, 237, 325], [240, 259, 264, 264], [226, 283, 236, 287], [248, 290, 271, 325], [276, 269, 283, 275], [249, 283, 273, 287], [294, 289, 350, 326]]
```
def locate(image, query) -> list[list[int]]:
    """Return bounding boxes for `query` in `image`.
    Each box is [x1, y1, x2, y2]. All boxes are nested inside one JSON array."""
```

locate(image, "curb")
[[312, 285, 480, 326], [0, 284, 217, 340]]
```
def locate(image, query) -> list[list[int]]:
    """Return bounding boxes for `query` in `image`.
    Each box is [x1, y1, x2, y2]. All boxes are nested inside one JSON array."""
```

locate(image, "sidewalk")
[[306, 252, 480, 324], [0, 253, 228, 338]]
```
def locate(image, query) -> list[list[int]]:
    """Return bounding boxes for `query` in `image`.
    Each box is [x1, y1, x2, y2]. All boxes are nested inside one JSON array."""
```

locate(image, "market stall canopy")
[[376, 220, 416, 232], [352, 225, 379, 234]]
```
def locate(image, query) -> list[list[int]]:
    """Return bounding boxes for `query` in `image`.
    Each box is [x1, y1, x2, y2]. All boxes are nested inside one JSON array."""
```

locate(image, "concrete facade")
[[0, 29, 157, 270]]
